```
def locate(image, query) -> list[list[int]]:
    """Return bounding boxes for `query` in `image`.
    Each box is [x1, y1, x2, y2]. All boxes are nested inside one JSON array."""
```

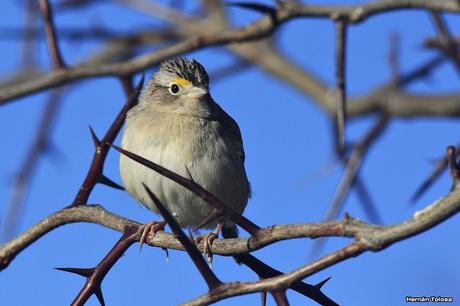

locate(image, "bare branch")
[[68, 227, 138, 306], [72, 76, 143, 205], [411, 144, 460, 203], [430, 12, 460, 75], [184, 185, 460, 305], [334, 18, 348, 156], [143, 184, 222, 290], [325, 114, 390, 222], [38, 0, 66, 69], [2, 0, 460, 105], [1, 89, 65, 241], [2, 174, 460, 304]]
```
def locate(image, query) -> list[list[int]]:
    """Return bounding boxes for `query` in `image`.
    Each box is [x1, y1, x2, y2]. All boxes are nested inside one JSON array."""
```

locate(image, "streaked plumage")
[[120, 58, 250, 231]]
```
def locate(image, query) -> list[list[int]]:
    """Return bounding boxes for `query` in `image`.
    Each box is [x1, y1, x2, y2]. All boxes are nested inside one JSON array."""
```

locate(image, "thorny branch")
[[1, 89, 65, 241], [1, 0, 460, 105], [71, 76, 143, 205], [430, 12, 460, 75], [2, 169, 460, 304], [2, 0, 460, 305], [59, 226, 138, 306], [334, 18, 348, 156], [38, 0, 66, 69]]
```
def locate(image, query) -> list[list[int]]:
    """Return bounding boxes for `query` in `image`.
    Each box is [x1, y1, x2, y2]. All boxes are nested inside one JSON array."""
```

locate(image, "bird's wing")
[[214, 104, 246, 163]]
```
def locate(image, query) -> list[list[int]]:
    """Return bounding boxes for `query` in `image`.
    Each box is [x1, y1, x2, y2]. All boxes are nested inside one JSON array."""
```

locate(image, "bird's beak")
[[187, 87, 208, 100]]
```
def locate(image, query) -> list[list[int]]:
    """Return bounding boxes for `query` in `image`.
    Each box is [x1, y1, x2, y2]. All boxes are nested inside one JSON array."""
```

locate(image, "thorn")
[[55, 266, 106, 304], [185, 166, 195, 182], [261, 290, 267, 306], [226, 2, 276, 15], [97, 174, 125, 190], [163, 247, 169, 262], [94, 286, 106, 306], [55, 267, 94, 277], [447, 146, 460, 185], [315, 276, 332, 289], [88, 125, 100, 147], [193, 209, 223, 231], [188, 229, 194, 242]]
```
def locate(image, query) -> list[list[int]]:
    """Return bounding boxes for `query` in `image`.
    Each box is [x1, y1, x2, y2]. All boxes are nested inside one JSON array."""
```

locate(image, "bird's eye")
[[169, 83, 180, 94]]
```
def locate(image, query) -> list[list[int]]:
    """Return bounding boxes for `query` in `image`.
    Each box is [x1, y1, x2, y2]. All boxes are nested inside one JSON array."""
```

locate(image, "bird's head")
[[140, 58, 213, 116]]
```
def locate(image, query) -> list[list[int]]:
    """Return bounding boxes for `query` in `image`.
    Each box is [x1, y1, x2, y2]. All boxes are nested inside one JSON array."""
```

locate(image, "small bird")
[[119, 58, 250, 256]]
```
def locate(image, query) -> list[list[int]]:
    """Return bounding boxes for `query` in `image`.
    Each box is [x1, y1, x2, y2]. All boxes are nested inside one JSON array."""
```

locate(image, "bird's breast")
[[119, 113, 248, 228]]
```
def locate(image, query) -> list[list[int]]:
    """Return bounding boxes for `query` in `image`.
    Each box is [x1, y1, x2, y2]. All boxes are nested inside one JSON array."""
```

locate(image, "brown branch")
[[2, 174, 460, 305], [184, 183, 460, 305], [1, 89, 65, 241], [2, 184, 458, 272], [411, 144, 460, 203], [325, 114, 390, 222], [38, 0, 66, 69], [388, 32, 401, 84], [271, 290, 289, 306], [71, 76, 143, 205], [0, 202, 338, 304], [334, 18, 348, 156], [2, 0, 460, 105], [424, 36, 460, 49], [0, 203, 353, 271], [447, 146, 460, 186], [143, 184, 222, 290], [66, 226, 138, 306], [430, 12, 460, 75], [21, 0, 39, 70], [353, 176, 383, 224], [130, 1, 454, 122], [233, 253, 338, 306], [312, 114, 389, 254]]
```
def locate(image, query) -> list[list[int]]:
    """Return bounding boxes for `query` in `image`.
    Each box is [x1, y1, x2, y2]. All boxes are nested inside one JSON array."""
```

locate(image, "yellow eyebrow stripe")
[[173, 77, 192, 87]]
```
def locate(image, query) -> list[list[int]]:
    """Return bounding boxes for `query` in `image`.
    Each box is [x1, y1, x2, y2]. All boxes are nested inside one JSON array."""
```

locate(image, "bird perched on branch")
[[119, 58, 250, 259]]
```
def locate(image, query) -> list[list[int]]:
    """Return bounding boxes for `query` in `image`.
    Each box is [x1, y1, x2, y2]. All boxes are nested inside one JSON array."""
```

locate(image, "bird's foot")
[[194, 223, 224, 268], [138, 220, 167, 252], [194, 231, 218, 268]]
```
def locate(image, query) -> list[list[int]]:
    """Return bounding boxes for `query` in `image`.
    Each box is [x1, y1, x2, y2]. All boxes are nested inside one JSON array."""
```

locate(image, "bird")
[[119, 57, 250, 259]]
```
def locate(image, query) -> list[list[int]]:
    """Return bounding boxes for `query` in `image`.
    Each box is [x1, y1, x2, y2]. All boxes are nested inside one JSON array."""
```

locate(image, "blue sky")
[[1, 1, 460, 305]]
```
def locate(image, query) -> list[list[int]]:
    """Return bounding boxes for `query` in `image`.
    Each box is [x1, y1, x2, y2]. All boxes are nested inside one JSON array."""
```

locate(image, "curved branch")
[[1, 0, 459, 105], [184, 186, 460, 305], [2, 182, 460, 275]]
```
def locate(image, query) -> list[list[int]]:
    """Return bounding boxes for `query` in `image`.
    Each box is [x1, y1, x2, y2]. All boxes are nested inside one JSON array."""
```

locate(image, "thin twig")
[[353, 177, 383, 224], [2, 1, 460, 105], [1, 89, 65, 242], [430, 12, 460, 75], [388, 32, 401, 84], [38, 0, 66, 68], [21, 0, 38, 70], [334, 18, 347, 156], [411, 144, 460, 203], [326, 114, 390, 222], [312, 114, 389, 254]]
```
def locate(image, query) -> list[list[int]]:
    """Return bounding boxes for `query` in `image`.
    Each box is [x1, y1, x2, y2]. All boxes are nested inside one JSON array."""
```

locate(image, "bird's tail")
[[221, 222, 238, 239]]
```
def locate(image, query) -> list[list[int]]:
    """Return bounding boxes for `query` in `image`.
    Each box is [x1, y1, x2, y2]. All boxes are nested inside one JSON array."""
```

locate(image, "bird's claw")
[[194, 232, 218, 268], [138, 220, 167, 252]]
